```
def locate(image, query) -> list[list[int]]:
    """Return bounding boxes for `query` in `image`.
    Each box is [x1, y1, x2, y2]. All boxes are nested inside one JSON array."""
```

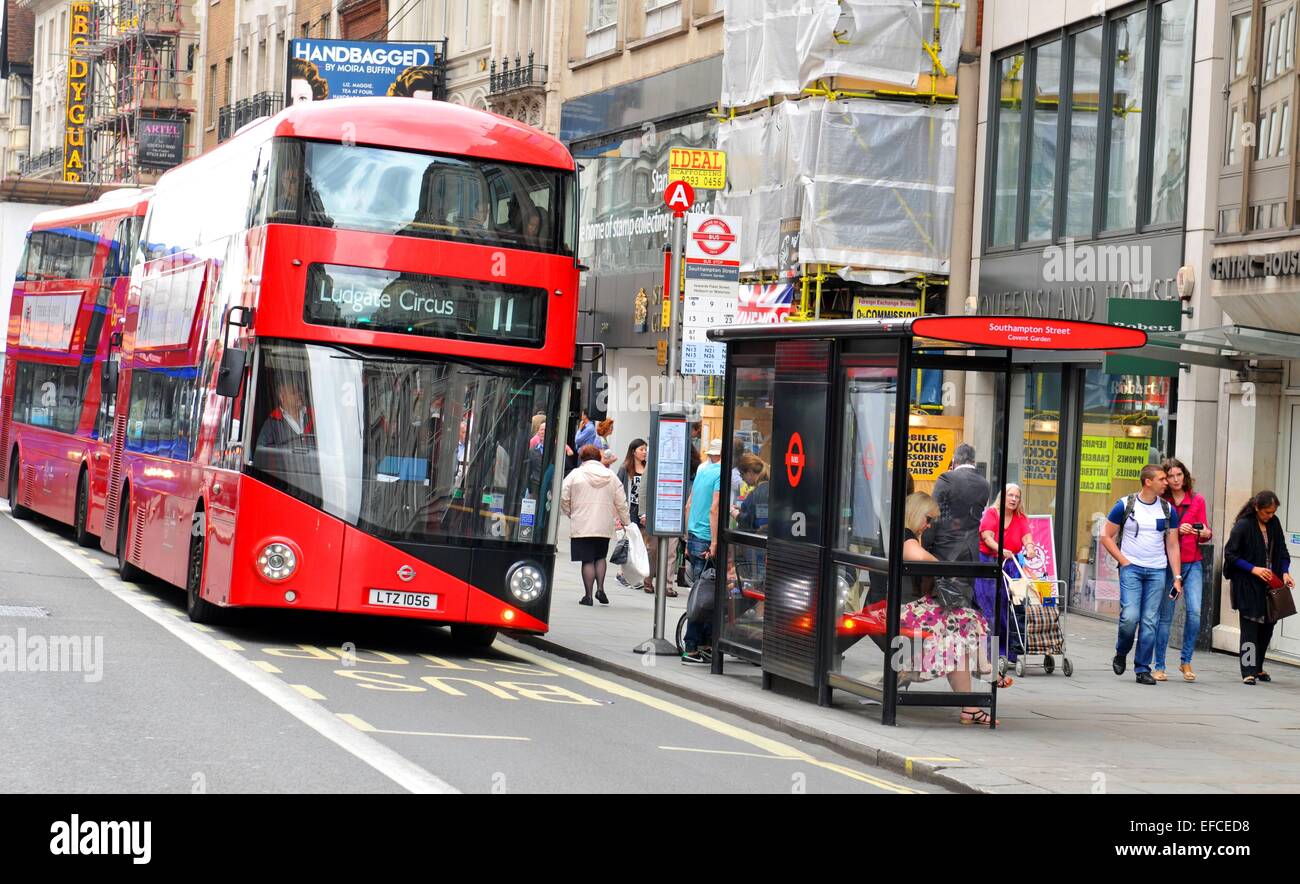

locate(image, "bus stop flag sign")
[[664, 180, 694, 217]]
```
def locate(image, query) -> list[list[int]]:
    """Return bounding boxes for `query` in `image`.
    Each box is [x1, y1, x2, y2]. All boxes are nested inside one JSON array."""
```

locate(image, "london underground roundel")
[[785, 432, 805, 487]]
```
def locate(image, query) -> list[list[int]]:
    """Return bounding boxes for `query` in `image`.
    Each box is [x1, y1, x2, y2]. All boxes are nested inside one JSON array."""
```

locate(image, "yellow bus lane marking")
[[291, 684, 326, 701], [905, 756, 961, 776], [192, 623, 215, 633], [337, 713, 531, 742], [499, 644, 922, 794], [252, 660, 283, 674], [217, 640, 243, 651]]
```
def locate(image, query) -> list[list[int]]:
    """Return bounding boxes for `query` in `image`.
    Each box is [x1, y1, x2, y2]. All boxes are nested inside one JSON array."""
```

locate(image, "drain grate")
[[0, 605, 51, 618]]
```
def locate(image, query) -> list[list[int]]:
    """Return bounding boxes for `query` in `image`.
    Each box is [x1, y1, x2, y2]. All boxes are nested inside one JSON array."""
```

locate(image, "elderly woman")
[[561, 445, 631, 606], [974, 483, 1035, 663], [899, 492, 1010, 726]]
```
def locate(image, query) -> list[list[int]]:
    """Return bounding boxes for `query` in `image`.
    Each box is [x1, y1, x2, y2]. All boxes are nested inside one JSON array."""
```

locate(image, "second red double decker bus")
[[101, 97, 579, 645]]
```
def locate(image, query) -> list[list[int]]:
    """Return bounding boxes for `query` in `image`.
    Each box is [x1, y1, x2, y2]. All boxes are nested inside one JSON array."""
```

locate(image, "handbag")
[[675, 544, 692, 587], [1267, 585, 1297, 621], [609, 530, 629, 565], [686, 557, 717, 624], [932, 576, 973, 610]]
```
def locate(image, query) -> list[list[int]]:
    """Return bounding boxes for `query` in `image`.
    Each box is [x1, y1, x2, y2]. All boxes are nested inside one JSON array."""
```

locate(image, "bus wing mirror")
[[216, 347, 248, 398], [587, 371, 609, 422], [102, 360, 117, 396]]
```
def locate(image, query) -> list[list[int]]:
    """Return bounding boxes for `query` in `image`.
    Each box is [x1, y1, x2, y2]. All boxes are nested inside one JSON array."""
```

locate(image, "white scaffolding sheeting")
[[719, 98, 957, 275], [722, 0, 966, 108], [716, 99, 822, 272], [721, 0, 839, 108], [801, 100, 958, 274]]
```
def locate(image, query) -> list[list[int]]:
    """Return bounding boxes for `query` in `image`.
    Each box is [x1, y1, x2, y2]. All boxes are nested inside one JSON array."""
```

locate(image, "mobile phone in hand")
[[1168, 584, 1181, 599], [1192, 523, 1205, 531]]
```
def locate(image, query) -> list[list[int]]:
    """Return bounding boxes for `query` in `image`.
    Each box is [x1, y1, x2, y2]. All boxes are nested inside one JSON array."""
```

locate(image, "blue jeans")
[[684, 536, 713, 652], [1116, 564, 1168, 675], [1154, 561, 1203, 670]]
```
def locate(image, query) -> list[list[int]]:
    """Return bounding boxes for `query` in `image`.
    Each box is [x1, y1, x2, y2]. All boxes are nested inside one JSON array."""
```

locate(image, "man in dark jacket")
[[926, 443, 989, 563], [256, 380, 313, 449]]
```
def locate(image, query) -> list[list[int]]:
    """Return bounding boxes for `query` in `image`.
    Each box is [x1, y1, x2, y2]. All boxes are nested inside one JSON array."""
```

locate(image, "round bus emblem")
[[785, 433, 805, 487], [691, 218, 736, 258], [397, 565, 416, 583]]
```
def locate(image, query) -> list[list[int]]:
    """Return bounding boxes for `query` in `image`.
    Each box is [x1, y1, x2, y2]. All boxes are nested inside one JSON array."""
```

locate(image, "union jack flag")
[[736, 283, 794, 324]]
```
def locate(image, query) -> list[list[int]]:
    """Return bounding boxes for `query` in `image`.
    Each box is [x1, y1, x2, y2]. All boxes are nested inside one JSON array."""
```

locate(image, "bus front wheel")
[[186, 521, 227, 625], [7, 456, 31, 520], [450, 624, 498, 649]]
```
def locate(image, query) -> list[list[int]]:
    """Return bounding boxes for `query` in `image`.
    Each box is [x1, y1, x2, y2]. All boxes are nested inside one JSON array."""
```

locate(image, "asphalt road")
[[0, 507, 939, 794]]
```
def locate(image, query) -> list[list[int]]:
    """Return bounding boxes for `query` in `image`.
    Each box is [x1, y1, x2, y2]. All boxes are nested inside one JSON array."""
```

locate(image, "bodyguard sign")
[[287, 39, 445, 104]]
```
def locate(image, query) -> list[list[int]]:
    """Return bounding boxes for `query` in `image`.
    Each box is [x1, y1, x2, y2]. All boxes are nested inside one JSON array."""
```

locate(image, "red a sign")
[[663, 180, 695, 216]]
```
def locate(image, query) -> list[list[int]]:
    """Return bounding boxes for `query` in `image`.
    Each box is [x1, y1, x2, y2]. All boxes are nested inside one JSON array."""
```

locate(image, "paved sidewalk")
[[522, 534, 1300, 794]]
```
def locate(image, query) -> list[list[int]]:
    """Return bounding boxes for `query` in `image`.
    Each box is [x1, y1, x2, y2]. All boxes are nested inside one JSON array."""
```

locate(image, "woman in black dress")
[[1223, 490, 1295, 684]]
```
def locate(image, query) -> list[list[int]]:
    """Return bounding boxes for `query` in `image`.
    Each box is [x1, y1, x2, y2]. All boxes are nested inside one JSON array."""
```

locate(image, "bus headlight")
[[507, 562, 545, 603], [257, 542, 298, 582]]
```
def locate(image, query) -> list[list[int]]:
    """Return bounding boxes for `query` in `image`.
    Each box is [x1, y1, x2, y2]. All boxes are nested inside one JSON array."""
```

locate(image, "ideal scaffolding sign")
[[63, 2, 93, 182], [287, 39, 444, 103]]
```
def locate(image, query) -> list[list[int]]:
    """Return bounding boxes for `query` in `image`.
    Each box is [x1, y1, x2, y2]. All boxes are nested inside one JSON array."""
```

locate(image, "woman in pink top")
[[974, 484, 1035, 663], [1156, 458, 1211, 681]]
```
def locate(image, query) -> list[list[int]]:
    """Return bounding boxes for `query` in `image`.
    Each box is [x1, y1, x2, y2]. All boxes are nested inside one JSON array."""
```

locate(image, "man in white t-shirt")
[[1100, 463, 1183, 685]]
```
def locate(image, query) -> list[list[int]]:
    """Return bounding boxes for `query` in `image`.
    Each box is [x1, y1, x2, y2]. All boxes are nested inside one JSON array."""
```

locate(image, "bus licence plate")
[[368, 589, 438, 610]]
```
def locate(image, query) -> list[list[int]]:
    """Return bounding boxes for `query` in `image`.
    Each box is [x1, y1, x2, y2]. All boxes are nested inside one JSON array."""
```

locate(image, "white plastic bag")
[[623, 525, 651, 584]]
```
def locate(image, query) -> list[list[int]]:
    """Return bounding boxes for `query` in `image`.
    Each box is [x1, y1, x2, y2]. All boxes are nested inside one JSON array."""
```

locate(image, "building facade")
[[196, 0, 333, 153], [0, 0, 35, 177], [561, 0, 725, 443]]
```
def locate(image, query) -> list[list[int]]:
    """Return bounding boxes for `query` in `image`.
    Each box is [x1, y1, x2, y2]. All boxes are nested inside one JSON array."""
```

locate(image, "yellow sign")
[[907, 427, 957, 481], [1023, 432, 1058, 487], [852, 296, 921, 320], [64, 1, 92, 182], [1111, 436, 1149, 483], [1079, 435, 1112, 494], [668, 148, 726, 190], [656, 339, 667, 366]]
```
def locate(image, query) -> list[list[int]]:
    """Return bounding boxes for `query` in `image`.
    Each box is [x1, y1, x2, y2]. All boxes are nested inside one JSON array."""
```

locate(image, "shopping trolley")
[[998, 563, 1072, 678]]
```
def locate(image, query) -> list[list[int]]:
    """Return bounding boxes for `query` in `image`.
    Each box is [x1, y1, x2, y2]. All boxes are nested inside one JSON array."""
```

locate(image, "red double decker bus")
[[2, 189, 150, 544], [95, 98, 578, 645]]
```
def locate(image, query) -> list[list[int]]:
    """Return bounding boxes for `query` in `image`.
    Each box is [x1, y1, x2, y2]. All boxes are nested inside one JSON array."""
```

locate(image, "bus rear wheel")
[[116, 489, 144, 582], [186, 521, 227, 625], [7, 456, 31, 520], [450, 624, 498, 649], [73, 471, 95, 547]]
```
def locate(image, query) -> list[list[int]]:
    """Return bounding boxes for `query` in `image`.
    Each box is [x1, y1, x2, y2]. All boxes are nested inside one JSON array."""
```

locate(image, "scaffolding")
[[716, 0, 965, 321], [85, 0, 198, 185]]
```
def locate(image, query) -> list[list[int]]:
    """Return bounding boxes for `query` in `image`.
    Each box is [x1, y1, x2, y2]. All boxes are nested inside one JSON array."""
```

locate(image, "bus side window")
[[127, 372, 147, 450], [248, 143, 271, 228]]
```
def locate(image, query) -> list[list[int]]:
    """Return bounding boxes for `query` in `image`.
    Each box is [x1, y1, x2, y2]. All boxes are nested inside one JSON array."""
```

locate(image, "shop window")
[[1286, 7, 1298, 72], [988, 52, 1024, 248], [1103, 8, 1147, 232], [1071, 369, 1171, 619], [1064, 25, 1103, 238], [1026, 40, 1061, 242], [1148, 0, 1193, 226]]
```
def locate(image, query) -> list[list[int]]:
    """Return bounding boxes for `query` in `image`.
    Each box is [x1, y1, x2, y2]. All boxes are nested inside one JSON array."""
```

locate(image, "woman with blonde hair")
[[899, 492, 1009, 726], [975, 483, 1035, 665]]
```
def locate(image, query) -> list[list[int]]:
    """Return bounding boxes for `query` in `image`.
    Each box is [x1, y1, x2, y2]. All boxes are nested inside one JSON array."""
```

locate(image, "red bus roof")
[[31, 187, 152, 230], [269, 97, 575, 171]]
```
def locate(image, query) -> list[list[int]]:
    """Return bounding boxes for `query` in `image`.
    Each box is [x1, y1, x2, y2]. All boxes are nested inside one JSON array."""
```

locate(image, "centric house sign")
[[1209, 251, 1300, 281]]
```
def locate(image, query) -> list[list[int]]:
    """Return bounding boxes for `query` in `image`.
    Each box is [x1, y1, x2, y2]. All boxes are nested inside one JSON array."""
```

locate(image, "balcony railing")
[[18, 146, 62, 177], [217, 92, 285, 143], [489, 52, 548, 96]]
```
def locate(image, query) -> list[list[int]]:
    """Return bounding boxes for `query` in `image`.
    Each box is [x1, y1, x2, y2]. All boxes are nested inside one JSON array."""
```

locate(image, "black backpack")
[[1115, 493, 1172, 551]]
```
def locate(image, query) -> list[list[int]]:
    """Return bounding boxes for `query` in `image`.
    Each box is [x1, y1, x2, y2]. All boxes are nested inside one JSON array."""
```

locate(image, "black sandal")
[[959, 709, 999, 727], [1243, 676, 1257, 685], [665, 588, 679, 597], [1257, 671, 1272, 682]]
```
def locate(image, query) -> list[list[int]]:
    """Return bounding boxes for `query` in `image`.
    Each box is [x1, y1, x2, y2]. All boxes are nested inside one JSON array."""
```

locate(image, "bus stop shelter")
[[705, 316, 1147, 726]]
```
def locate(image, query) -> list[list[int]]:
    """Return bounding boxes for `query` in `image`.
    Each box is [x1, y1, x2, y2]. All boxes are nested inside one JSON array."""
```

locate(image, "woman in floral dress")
[[899, 492, 1011, 726]]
